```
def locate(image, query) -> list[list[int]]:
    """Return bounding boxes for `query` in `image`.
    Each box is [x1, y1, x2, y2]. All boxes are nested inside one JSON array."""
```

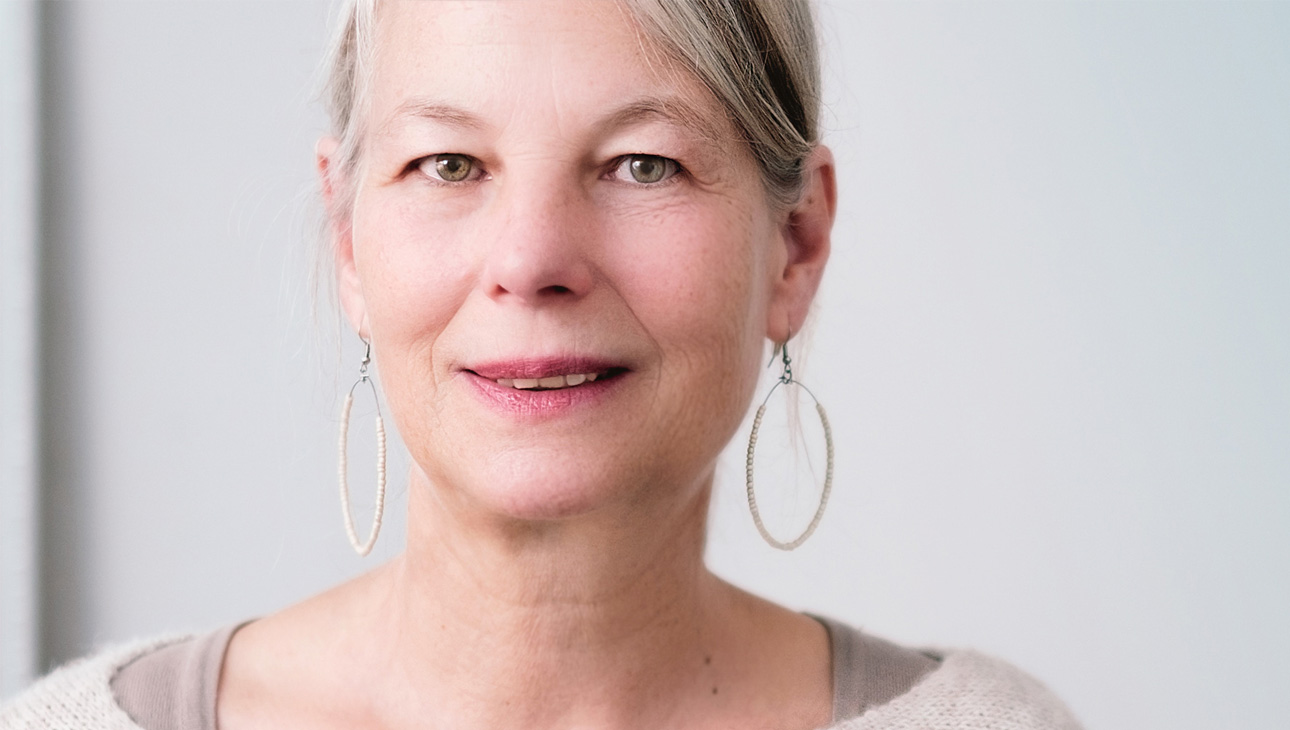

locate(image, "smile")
[[462, 360, 628, 419], [494, 372, 603, 390], [464, 358, 630, 396]]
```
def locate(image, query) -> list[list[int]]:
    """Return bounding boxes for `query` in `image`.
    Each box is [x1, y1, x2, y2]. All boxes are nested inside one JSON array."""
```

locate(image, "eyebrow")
[[593, 96, 725, 145], [380, 100, 487, 136], [378, 95, 726, 145]]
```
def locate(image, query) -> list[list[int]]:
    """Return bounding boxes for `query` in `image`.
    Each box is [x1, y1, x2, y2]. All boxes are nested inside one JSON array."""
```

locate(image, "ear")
[[318, 136, 369, 338], [766, 145, 836, 343]]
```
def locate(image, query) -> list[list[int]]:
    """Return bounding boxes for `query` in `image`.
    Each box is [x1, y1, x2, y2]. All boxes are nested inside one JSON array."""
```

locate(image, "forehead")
[[368, 0, 731, 144]]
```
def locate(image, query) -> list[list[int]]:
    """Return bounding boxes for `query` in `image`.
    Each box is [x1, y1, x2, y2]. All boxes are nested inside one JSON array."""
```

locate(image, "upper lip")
[[464, 357, 627, 381]]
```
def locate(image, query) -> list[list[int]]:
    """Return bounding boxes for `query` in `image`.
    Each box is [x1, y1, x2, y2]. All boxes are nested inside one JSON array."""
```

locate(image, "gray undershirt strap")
[[811, 615, 941, 723], [111, 624, 239, 730]]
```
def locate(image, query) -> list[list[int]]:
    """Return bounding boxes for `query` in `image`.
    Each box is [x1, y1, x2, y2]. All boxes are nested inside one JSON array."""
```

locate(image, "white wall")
[[33, 0, 404, 670], [13, 2, 1289, 728]]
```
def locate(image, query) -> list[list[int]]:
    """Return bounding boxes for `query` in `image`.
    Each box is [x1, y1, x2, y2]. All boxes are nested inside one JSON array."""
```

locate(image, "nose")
[[480, 177, 596, 304]]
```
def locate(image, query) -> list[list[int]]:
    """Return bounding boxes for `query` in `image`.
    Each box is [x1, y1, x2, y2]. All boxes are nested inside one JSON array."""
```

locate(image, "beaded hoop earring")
[[338, 337, 387, 557], [745, 343, 834, 550]]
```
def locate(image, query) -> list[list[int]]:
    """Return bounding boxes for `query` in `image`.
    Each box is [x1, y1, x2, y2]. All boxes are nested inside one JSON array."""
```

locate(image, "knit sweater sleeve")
[[0, 638, 185, 730], [829, 650, 1084, 730]]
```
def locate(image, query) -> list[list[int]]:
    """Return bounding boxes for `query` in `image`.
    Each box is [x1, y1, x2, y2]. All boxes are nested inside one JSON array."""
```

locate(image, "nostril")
[[484, 244, 592, 301]]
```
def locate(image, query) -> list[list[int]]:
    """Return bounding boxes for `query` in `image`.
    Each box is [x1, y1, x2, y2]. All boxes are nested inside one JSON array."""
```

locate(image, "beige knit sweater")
[[1, 636, 1083, 729]]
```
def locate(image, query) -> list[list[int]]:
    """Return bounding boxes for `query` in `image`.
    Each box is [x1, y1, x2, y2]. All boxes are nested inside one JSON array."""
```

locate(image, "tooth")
[[539, 376, 566, 388], [586, 372, 599, 382], [565, 373, 586, 386], [513, 378, 539, 389], [496, 378, 513, 388]]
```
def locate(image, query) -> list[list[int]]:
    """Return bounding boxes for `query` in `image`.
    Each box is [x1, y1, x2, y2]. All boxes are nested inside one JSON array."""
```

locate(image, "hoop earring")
[[745, 343, 834, 551], [338, 337, 387, 557]]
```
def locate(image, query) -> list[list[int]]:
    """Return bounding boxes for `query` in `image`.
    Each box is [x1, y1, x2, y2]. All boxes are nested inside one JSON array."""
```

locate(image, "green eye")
[[628, 155, 671, 184], [434, 154, 473, 182]]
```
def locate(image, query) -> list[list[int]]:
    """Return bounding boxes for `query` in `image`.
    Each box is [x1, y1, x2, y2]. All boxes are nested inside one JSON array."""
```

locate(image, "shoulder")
[[831, 647, 1084, 730], [0, 635, 189, 730]]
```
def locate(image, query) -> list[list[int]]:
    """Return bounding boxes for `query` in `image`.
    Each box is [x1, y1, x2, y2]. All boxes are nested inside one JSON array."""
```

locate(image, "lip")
[[464, 357, 625, 381], [461, 357, 630, 419]]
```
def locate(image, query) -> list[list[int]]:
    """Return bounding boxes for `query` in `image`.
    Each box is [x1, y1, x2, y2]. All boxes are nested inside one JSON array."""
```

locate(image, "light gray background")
[[3, 2, 1288, 729]]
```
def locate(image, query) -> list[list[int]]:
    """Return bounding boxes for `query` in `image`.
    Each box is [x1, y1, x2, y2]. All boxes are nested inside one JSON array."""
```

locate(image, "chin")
[[489, 487, 602, 523], [460, 450, 634, 524]]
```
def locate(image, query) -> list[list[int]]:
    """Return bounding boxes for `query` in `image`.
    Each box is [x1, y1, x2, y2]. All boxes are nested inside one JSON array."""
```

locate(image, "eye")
[[416, 154, 481, 183], [612, 154, 680, 184]]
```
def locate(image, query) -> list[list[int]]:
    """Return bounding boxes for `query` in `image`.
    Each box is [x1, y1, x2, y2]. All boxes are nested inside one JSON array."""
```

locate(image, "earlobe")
[[317, 136, 369, 338], [766, 145, 837, 343]]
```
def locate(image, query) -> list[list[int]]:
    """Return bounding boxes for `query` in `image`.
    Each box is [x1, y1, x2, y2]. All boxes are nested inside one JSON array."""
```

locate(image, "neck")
[[361, 468, 733, 730], [223, 468, 832, 730]]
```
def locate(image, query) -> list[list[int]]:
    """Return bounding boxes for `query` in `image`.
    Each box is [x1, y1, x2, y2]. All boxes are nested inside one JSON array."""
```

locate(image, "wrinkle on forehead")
[[368, 0, 738, 151], [377, 95, 728, 152]]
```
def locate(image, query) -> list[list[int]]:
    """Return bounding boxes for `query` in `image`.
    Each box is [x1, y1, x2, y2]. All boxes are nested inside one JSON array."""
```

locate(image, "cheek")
[[352, 190, 475, 333], [605, 196, 775, 463], [350, 193, 476, 431], [609, 197, 772, 368]]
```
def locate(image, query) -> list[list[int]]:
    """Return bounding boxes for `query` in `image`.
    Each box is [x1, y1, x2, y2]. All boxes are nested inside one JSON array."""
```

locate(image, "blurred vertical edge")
[[0, 0, 40, 701]]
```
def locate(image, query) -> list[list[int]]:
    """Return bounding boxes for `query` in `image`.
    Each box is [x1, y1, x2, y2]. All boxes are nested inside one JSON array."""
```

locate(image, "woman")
[[2, 1, 1083, 728]]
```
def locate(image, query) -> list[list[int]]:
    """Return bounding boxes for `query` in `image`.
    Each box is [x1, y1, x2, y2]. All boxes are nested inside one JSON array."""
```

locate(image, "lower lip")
[[463, 371, 624, 419]]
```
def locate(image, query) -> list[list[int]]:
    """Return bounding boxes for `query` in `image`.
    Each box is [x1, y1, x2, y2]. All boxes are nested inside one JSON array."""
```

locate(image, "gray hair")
[[320, 0, 822, 214]]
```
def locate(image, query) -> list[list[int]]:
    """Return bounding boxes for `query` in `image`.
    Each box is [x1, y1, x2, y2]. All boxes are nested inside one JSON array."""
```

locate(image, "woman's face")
[[328, 0, 830, 522]]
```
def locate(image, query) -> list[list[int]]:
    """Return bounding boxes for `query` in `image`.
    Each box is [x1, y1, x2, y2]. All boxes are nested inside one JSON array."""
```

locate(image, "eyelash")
[[406, 153, 685, 186]]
